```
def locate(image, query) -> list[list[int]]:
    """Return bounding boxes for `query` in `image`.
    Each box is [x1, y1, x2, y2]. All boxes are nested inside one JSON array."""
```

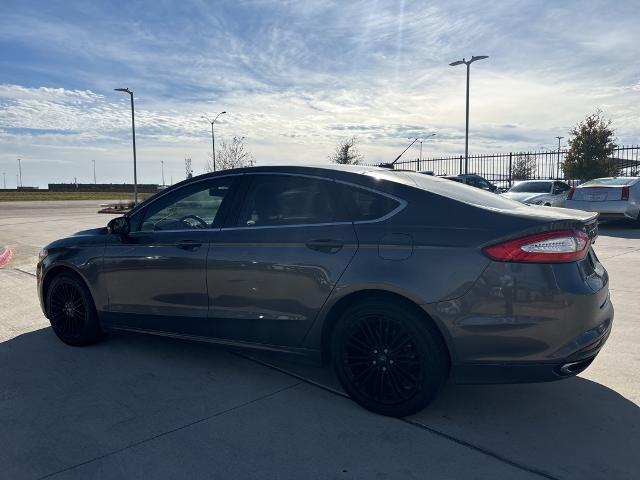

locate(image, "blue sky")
[[1, 0, 639, 187]]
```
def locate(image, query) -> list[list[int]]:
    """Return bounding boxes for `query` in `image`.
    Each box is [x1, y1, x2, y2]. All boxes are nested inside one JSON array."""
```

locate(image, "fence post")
[[508, 152, 513, 188], [459, 155, 463, 175]]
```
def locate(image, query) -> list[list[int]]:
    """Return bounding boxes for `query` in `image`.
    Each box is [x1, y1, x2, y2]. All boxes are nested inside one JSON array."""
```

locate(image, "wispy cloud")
[[0, 0, 639, 186]]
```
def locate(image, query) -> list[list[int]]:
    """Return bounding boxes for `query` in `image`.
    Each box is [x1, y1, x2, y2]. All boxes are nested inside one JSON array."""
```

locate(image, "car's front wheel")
[[46, 273, 103, 346], [331, 299, 449, 417]]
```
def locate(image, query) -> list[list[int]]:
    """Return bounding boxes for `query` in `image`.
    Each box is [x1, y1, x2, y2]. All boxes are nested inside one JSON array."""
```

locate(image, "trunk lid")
[[573, 186, 624, 202]]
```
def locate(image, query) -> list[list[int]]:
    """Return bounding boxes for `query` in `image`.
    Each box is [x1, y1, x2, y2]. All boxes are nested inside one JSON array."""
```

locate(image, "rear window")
[[369, 170, 523, 211], [581, 177, 638, 187]]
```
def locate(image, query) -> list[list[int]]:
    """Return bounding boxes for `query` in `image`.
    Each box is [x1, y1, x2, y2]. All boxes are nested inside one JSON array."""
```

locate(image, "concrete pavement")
[[0, 201, 638, 479]]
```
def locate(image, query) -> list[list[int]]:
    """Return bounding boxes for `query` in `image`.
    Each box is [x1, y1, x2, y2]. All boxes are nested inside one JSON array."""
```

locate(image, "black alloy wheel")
[[332, 300, 449, 417], [46, 273, 103, 346]]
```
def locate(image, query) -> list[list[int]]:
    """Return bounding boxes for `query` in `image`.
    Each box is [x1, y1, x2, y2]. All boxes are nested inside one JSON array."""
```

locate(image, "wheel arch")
[[42, 264, 92, 317], [318, 289, 453, 366]]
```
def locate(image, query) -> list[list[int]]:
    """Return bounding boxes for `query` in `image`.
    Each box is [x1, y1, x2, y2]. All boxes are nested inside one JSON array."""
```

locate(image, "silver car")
[[501, 180, 572, 206], [565, 177, 640, 223]]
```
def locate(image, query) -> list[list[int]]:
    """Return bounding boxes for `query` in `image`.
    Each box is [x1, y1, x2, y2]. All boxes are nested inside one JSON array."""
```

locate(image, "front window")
[[472, 177, 493, 190], [139, 178, 233, 231]]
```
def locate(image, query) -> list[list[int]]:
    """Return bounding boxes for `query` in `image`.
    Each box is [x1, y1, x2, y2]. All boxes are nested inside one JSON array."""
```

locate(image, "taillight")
[[622, 186, 630, 200], [483, 229, 590, 263], [567, 187, 576, 200]]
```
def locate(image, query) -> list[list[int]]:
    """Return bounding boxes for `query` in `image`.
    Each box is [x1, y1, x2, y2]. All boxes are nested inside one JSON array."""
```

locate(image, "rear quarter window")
[[339, 183, 401, 221]]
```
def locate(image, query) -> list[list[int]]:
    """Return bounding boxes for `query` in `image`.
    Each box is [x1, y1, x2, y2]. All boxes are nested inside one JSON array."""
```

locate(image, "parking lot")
[[1, 201, 639, 480]]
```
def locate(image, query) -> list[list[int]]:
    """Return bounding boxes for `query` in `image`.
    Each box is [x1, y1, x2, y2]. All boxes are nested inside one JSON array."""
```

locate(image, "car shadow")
[[0, 327, 298, 480], [247, 351, 640, 479], [598, 219, 640, 239], [2, 328, 638, 479], [414, 379, 640, 479]]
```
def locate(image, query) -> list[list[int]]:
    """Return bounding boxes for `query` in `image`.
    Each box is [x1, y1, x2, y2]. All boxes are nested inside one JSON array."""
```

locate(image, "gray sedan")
[[36, 165, 612, 417], [566, 177, 640, 224]]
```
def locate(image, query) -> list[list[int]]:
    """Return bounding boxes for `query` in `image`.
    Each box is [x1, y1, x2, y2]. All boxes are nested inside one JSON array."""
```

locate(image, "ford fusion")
[[37, 165, 613, 417]]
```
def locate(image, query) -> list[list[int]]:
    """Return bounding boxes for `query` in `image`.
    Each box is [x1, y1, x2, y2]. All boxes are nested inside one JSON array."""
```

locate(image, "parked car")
[[438, 173, 499, 192], [37, 165, 612, 417], [565, 177, 640, 225], [501, 180, 572, 206]]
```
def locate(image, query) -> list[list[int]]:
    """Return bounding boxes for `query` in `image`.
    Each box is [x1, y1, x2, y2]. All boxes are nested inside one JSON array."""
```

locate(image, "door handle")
[[306, 239, 344, 253], [177, 240, 202, 251]]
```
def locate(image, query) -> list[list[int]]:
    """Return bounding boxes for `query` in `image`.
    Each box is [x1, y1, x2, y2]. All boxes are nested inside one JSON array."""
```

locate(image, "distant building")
[[48, 183, 160, 193]]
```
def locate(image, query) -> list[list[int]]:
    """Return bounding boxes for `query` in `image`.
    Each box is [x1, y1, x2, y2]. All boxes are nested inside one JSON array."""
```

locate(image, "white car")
[[501, 180, 572, 206], [565, 177, 640, 223]]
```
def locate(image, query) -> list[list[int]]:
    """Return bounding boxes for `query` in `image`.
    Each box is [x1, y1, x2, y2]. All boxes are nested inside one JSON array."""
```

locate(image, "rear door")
[[206, 173, 358, 346]]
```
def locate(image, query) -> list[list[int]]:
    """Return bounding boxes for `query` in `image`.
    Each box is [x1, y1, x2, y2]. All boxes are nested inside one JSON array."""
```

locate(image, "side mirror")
[[107, 216, 130, 235], [489, 184, 497, 192]]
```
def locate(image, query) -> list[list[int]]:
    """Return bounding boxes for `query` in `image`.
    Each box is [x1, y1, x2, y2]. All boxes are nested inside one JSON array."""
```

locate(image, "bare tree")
[[511, 154, 536, 180], [328, 136, 363, 165], [206, 136, 254, 172]]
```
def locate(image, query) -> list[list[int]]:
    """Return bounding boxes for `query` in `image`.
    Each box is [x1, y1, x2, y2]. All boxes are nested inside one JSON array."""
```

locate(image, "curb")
[[0, 247, 12, 268]]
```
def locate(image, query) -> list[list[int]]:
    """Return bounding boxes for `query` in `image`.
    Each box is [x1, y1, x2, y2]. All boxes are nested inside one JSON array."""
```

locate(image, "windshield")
[[581, 177, 638, 187], [509, 181, 552, 193]]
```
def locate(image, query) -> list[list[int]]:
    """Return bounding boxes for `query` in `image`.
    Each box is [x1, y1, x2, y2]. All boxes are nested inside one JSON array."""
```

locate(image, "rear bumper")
[[452, 312, 612, 383], [429, 250, 613, 384], [565, 199, 639, 220]]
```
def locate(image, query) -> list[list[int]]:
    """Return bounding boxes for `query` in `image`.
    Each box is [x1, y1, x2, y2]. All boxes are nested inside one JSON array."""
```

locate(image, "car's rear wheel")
[[46, 273, 103, 346], [331, 300, 449, 417]]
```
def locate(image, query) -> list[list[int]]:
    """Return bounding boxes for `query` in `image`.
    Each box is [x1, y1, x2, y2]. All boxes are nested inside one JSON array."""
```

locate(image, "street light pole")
[[449, 55, 489, 174], [202, 111, 227, 172], [556, 136, 564, 179], [92, 159, 96, 184], [114, 88, 138, 203], [161, 160, 165, 186], [2, 172, 5, 189], [17, 158, 22, 187]]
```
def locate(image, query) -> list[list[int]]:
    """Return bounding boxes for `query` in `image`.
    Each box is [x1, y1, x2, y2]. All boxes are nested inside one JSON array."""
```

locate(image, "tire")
[[46, 273, 103, 346], [331, 299, 449, 417]]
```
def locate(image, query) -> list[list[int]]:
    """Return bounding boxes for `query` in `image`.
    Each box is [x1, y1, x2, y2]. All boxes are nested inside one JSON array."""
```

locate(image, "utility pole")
[[556, 136, 564, 179], [2, 172, 5, 189], [92, 159, 96, 184], [161, 160, 165, 186], [449, 56, 489, 174], [17, 158, 22, 187]]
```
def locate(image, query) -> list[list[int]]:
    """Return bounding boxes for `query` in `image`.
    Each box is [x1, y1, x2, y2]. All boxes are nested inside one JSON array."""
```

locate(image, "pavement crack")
[[12, 268, 36, 277], [37, 381, 302, 480], [600, 247, 640, 260]]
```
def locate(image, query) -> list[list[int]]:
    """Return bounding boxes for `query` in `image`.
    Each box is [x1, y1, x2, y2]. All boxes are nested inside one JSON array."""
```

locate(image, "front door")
[[102, 176, 237, 334], [207, 173, 358, 346]]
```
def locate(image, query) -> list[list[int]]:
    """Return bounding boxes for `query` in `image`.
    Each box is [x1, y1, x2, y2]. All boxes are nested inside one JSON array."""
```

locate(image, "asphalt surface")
[[1, 201, 639, 479]]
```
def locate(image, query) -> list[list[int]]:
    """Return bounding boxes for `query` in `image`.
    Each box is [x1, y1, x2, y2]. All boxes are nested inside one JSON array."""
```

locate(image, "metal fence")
[[383, 145, 640, 188]]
